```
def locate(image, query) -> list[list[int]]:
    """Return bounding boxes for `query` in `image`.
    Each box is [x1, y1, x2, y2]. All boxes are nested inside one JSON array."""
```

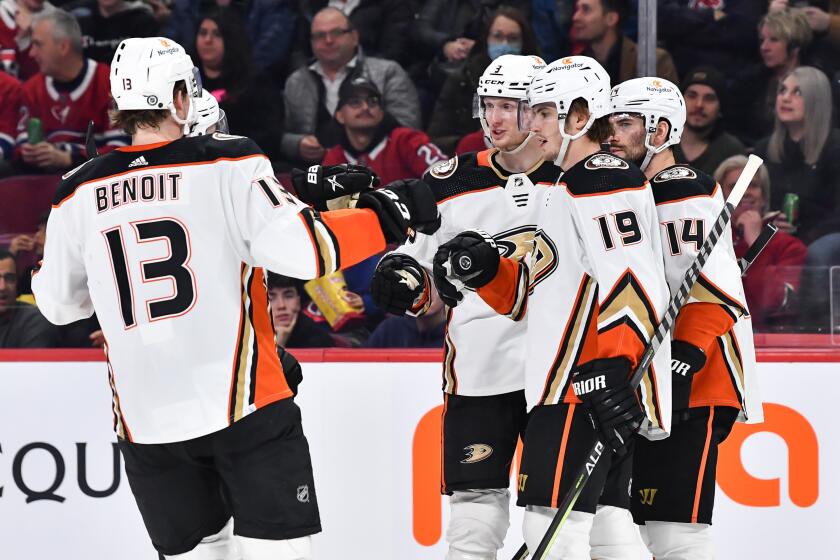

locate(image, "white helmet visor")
[[516, 100, 535, 132], [216, 109, 229, 134]]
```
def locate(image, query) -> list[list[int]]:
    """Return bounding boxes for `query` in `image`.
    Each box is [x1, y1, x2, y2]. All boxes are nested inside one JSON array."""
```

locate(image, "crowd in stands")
[[2, 0, 840, 349]]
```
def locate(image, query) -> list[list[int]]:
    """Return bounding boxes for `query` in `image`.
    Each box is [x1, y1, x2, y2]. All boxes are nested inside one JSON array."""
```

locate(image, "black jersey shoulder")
[[421, 151, 502, 203], [650, 165, 717, 205], [562, 152, 648, 197], [53, 133, 266, 206], [529, 160, 562, 185]]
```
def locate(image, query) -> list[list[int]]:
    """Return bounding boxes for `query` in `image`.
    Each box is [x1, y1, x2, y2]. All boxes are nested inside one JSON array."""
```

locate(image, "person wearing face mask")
[[428, 6, 540, 155]]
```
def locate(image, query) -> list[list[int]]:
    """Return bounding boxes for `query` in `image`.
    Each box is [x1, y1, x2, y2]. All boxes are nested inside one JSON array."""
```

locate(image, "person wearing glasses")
[[322, 77, 446, 186], [281, 6, 420, 166]]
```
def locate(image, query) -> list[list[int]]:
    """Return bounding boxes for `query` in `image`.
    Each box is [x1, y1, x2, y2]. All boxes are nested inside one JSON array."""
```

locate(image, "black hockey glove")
[[357, 179, 441, 243], [278, 347, 303, 396], [572, 357, 643, 456], [371, 253, 432, 316], [670, 340, 706, 411], [431, 231, 500, 307], [291, 164, 379, 210]]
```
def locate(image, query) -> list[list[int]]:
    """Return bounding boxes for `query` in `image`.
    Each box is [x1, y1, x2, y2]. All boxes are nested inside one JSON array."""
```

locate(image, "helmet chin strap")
[[640, 132, 672, 171], [553, 112, 596, 168], [169, 99, 198, 136], [500, 131, 535, 155]]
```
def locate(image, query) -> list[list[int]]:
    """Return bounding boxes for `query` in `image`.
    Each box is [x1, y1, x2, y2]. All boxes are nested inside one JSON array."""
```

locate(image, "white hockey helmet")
[[610, 77, 686, 170], [189, 89, 229, 136], [473, 54, 546, 153], [521, 56, 611, 166], [110, 37, 202, 134]]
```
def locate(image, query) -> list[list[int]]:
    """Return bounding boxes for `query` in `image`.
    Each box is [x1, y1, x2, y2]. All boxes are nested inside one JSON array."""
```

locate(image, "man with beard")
[[672, 67, 745, 175], [321, 76, 446, 185], [608, 77, 762, 559]]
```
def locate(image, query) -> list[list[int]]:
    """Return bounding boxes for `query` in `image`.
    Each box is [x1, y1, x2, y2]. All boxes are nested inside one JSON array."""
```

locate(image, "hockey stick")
[[85, 120, 99, 160], [444, 155, 764, 560], [509, 219, 776, 560]]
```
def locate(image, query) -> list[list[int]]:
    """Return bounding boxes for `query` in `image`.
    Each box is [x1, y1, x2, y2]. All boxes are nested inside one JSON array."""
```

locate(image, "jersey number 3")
[[103, 218, 197, 328]]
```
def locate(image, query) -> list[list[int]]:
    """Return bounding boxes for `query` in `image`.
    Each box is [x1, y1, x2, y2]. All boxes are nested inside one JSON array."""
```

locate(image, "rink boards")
[[0, 348, 837, 559]]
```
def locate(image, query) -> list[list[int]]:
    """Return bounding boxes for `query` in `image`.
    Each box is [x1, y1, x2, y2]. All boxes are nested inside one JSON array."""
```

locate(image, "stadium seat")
[[0, 175, 60, 235]]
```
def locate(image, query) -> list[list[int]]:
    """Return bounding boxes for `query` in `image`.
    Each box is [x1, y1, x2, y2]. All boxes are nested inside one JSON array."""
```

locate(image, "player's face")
[[776, 75, 805, 125], [684, 84, 720, 130], [268, 287, 301, 329], [607, 113, 647, 163], [0, 257, 17, 315], [196, 19, 224, 70], [311, 10, 358, 67], [529, 102, 561, 160], [483, 97, 528, 150], [572, 0, 610, 42], [759, 24, 790, 70], [29, 20, 60, 76]]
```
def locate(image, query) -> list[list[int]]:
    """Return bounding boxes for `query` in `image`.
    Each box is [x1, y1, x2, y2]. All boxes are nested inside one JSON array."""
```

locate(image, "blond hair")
[[759, 9, 813, 56], [714, 155, 771, 214]]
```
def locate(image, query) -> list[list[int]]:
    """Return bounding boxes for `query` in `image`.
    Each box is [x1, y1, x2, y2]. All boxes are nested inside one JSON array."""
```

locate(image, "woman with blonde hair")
[[754, 65, 840, 243]]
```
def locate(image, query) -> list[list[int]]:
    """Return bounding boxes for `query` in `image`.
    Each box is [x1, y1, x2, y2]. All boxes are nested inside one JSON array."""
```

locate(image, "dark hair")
[[598, 0, 629, 26], [195, 9, 253, 95], [476, 6, 540, 59], [569, 98, 613, 143], [110, 81, 187, 135], [266, 272, 303, 293], [0, 249, 15, 264]]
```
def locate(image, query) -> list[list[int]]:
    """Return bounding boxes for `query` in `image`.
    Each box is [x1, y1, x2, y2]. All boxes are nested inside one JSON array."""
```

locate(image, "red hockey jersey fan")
[[0, 69, 20, 160], [322, 126, 446, 185], [0, 0, 40, 79], [16, 58, 128, 163]]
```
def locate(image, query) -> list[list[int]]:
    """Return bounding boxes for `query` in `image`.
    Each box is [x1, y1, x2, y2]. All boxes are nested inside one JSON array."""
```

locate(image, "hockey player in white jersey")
[[367, 54, 554, 560], [434, 56, 672, 559], [31, 37, 440, 560], [189, 89, 228, 136], [608, 77, 762, 559]]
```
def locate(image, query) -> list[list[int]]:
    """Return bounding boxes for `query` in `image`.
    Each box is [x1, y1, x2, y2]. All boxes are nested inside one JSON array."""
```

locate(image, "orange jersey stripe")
[[249, 268, 292, 406], [477, 257, 522, 316], [551, 403, 577, 507], [692, 406, 716, 523], [320, 208, 386, 268], [674, 302, 735, 353]]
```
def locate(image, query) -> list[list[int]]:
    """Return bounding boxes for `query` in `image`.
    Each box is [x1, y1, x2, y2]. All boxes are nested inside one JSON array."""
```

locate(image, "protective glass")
[[216, 109, 229, 134], [516, 100, 533, 132], [190, 67, 203, 98], [518, 101, 560, 133]]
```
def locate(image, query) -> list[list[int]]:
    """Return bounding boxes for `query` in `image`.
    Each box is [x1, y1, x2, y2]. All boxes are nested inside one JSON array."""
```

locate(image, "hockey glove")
[[371, 253, 432, 316], [572, 357, 644, 456], [670, 340, 706, 411], [278, 347, 303, 396], [291, 164, 380, 211], [357, 179, 441, 243], [431, 231, 500, 307]]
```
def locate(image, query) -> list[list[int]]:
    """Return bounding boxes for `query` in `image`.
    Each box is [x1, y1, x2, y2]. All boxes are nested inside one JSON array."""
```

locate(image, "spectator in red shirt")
[[0, 0, 50, 79], [715, 154, 807, 330], [0, 69, 21, 175], [321, 77, 446, 185], [16, 9, 127, 172]]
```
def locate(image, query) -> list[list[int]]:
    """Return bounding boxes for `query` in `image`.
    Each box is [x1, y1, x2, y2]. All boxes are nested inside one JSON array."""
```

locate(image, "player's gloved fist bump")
[[357, 179, 441, 243], [572, 357, 644, 456], [431, 249, 463, 308], [371, 253, 431, 316], [438, 230, 500, 289], [291, 163, 380, 210], [671, 340, 706, 410]]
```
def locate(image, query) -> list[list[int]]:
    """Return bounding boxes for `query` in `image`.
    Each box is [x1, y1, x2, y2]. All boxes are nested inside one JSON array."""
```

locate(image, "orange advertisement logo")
[[652, 79, 662, 88], [561, 57, 573, 65], [717, 403, 818, 507]]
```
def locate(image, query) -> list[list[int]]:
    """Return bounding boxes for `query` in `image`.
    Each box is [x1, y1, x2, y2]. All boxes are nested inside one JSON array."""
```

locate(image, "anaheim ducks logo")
[[585, 154, 629, 170], [529, 229, 558, 290], [430, 156, 458, 179], [654, 166, 697, 182], [493, 225, 536, 261], [461, 443, 494, 464]]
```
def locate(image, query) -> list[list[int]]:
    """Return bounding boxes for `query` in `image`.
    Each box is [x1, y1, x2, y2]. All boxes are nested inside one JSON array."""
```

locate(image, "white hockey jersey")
[[477, 153, 673, 440], [32, 133, 387, 443], [396, 149, 558, 396], [651, 165, 762, 424]]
